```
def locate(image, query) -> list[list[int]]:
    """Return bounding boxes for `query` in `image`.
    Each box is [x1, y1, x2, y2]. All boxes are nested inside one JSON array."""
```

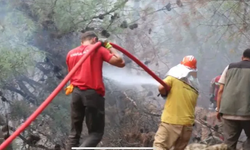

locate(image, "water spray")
[[0, 42, 169, 149], [110, 43, 170, 91]]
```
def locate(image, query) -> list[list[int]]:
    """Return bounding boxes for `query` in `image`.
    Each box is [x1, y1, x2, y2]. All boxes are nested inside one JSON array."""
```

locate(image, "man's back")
[[161, 76, 198, 125], [220, 60, 250, 116], [217, 49, 250, 150], [66, 45, 113, 96]]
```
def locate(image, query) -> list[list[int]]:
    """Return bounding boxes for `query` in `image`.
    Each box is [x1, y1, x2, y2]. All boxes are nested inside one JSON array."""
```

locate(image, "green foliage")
[[0, 2, 43, 84], [0, 3, 36, 44], [0, 46, 40, 82], [25, 0, 128, 34], [220, 1, 237, 11]]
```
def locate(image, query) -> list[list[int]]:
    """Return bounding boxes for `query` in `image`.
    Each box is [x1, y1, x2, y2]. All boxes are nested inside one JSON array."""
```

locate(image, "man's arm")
[[217, 84, 224, 111], [158, 76, 172, 96], [158, 85, 168, 96], [108, 47, 125, 68], [216, 65, 229, 112], [100, 41, 125, 67]]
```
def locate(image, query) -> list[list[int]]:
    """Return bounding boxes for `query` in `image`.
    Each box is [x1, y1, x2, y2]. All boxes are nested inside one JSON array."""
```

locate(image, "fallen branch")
[[123, 92, 138, 107], [123, 92, 161, 117], [196, 119, 223, 135]]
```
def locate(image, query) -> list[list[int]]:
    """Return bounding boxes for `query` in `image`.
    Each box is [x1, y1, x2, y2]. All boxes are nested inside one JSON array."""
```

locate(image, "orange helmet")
[[180, 55, 197, 69]]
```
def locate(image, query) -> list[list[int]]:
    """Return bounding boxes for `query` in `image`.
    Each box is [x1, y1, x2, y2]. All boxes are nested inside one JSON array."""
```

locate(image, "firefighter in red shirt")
[[209, 74, 221, 110], [65, 31, 125, 149]]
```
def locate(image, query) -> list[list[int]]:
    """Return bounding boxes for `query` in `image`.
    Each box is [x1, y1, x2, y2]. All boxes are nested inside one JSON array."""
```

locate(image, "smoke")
[[1, 0, 247, 109]]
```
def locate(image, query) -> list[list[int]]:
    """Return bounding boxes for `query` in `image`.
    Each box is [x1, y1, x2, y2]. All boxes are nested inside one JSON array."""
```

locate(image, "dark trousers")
[[223, 119, 250, 150], [66, 88, 105, 150]]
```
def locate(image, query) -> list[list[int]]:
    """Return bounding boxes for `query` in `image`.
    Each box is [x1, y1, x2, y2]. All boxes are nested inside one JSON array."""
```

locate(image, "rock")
[[185, 143, 207, 150], [207, 144, 228, 150], [185, 143, 228, 150]]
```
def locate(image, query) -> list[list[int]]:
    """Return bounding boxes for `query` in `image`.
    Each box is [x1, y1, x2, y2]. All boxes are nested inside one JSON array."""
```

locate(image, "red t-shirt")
[[66, 45, 113, 96]]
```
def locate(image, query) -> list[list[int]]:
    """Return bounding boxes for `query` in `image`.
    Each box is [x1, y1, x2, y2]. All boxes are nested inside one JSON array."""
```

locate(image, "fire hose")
[[0, 42, 169, 149]]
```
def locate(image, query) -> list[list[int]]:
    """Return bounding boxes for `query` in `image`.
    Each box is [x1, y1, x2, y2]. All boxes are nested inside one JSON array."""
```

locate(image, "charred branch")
[[8, 125, 55, 150], [18, 75, 43, 88], [36, 63, 51, 75], [123, 92, 161, 117], [3, 86, 35, 104], [16, 81, 37, 103]]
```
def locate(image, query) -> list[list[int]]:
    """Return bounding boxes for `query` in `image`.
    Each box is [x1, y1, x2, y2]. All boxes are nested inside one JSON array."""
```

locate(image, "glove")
[[100, 40, 112, 49], [65, 84, 74, 95], [157, 93, 168, 100], [161, 95, 167, 99]]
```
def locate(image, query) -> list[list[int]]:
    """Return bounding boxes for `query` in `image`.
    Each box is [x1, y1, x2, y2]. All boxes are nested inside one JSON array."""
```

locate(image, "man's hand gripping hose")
[[0, 42, 170, 149], [100, 40, 112, 49], [158, 93, 168, 99]]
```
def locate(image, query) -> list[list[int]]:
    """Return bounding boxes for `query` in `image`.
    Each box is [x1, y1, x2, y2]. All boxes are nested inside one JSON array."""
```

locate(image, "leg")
[[80, 107, 104, 147], [153, 123, 182, 150], [174, 125, 193, 150], [66, 91, 85, 150], [223, 119, 242, 150], [80, 90, 105, 147], [241, 120, 250, 149]]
